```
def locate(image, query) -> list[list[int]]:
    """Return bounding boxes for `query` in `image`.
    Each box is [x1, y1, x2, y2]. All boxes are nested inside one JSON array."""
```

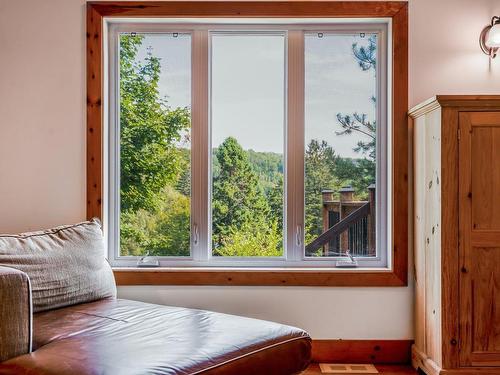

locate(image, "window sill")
[[113, 267, 407, 287]]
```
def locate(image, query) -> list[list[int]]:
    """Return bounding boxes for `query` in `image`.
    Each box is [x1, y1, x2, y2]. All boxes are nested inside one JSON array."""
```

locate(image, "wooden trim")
[[312, 339, 413, 364], [436, 95, 500, 108], [413, 345, 500, 375], [87, 4, 103, 219], [113, 267, 406, 286], [412, 345, 442, 375], [87, 1, 408, 287], [87, 1, 407, 18], [409, 95, 500, 117], [440, 107, 460, 369], [391, 4, 409, 286], [408, 97, 442, 118], [440, 370, 500, 375]]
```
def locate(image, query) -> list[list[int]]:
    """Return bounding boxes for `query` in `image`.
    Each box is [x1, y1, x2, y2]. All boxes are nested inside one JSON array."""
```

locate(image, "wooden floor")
[[303, 364, 418, 374]]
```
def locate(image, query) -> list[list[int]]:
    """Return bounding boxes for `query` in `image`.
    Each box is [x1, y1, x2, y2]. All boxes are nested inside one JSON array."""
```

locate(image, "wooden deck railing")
[[305, 202, 371, 254]]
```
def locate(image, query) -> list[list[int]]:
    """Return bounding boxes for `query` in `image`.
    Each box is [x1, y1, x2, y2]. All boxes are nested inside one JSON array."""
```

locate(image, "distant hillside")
[[246, 149, 283, 194], [211, 146, 374, 199], [212, 148, 284, 194]]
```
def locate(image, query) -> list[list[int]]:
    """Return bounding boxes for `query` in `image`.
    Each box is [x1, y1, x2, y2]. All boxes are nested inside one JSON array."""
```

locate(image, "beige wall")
[[0, 0, 499, 339], [409, 0, 500, 106]]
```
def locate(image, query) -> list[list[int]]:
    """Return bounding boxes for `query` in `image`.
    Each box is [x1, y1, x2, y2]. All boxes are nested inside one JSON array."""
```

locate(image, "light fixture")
[[480, 16, 500, 58]]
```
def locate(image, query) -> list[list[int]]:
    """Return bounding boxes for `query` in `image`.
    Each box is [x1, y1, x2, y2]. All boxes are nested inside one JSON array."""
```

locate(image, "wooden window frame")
[[87, 1, 408, 286]]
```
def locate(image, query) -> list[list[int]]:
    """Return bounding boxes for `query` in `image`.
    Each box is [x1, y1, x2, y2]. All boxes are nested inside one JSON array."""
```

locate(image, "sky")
[[133, 32, 376, 159]]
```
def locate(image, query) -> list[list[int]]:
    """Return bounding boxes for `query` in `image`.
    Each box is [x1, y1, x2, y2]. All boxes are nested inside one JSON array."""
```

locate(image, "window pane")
[[304, 33, 378, 258], [210, 33, 285, 257], [119, 33, 191, 257]]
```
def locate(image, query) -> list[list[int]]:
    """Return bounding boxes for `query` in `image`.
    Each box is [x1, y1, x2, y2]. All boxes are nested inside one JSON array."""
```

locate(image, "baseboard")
[[441, 371, 500, 375], [412, 345, 500, 375], [411, 345, 441, 375], [440, 370, 500, 375], [311, 339, 413, 364]]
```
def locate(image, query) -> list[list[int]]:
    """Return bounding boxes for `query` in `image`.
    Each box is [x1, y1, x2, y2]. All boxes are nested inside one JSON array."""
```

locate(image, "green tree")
[[304, 140, 340, 244], [120, 35, 191, 212], [335, 157, 375, 200], [120, 186, 190, 256], [246, 149, 283, 194], [336, 35, 377, 162], [216, 221, 282, 257], [267, 174, 284, 232], [175, 148, 191, 197], [212, 137, 282, 256], [119, 34, 191, 256]]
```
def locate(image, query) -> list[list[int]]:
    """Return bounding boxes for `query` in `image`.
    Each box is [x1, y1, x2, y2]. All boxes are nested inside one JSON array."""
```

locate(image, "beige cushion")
[[0, 219, 116, 312], [0, 266, 32, 362]]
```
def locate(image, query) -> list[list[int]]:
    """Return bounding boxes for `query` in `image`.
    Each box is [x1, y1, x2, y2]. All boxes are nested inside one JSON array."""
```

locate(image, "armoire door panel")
[[459, 111, 500, 367], [471, 126, 500, 230], [470, 246, 500, 366]]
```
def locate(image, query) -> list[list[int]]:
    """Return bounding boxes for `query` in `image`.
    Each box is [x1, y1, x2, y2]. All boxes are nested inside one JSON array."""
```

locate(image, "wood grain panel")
[[412, 114, 427, 358], [471, 125, 500, 230], [113, 268, 406, 286], [458, 112, 474, 367], [459, 112, 500, 367], [311, 340, 412, 364], [88, 1, 407, 18], [424, 108, 442, 367], [412, 105, 445, 371], [409, 100, 500, 375], [86, 4, 103, 219], [391, 3, 409, 286], [440, 108, 460, 370], [470, 247, 500, 366]]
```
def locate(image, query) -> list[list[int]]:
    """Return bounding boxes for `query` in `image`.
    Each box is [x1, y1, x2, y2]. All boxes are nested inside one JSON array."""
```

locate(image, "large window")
[[107, 20, 390, 268]]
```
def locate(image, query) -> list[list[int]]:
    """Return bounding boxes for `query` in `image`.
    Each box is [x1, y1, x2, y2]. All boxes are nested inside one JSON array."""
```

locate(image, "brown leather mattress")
[[0, 298, 311, 374]]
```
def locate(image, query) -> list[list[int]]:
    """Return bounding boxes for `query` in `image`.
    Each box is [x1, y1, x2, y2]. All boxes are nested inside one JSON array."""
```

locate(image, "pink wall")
[[0, 0, 498, 339], [409, 0, 500, 107], [0, 0, 86, 232], [1, 0, 499, 233]]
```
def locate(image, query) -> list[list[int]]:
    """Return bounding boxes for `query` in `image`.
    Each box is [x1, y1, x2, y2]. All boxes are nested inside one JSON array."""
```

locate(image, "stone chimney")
[[339, 186, 355, 202]]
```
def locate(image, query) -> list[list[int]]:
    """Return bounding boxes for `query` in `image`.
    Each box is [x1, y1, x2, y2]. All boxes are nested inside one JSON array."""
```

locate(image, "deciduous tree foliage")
[[119, 34, 376, 258], [121, 187, 190, 256], [120, 35, 190, 213], [119, 35, 190, 256]]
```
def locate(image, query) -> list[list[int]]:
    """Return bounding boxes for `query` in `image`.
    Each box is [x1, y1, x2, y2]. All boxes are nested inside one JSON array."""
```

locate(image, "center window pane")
[[210, 33, 285, 257]]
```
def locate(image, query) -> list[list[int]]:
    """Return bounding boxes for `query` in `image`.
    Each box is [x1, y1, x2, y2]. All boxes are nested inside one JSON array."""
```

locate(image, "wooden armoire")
[[410, 96, 500, 375]]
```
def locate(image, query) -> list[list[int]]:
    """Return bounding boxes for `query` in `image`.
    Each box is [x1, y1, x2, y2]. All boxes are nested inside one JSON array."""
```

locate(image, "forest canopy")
[[119, 33, 376, 258]]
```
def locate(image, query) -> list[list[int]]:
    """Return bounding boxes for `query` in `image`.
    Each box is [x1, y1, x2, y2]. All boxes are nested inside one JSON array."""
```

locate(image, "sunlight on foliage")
[[212, 137, 283, 256], [216, 221, 282, 257], [121, 186, 190, 256], [119, 33, 376, 258]]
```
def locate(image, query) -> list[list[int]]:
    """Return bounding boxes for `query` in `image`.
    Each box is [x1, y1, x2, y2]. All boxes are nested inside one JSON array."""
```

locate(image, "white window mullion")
[[286, 30, 305, 262], [107, 25, 122, 264], [191, 30, 210, 262]]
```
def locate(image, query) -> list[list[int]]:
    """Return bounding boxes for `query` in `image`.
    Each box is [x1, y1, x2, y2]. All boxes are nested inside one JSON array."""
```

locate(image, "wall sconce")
[[480, 16, 500, 58]]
